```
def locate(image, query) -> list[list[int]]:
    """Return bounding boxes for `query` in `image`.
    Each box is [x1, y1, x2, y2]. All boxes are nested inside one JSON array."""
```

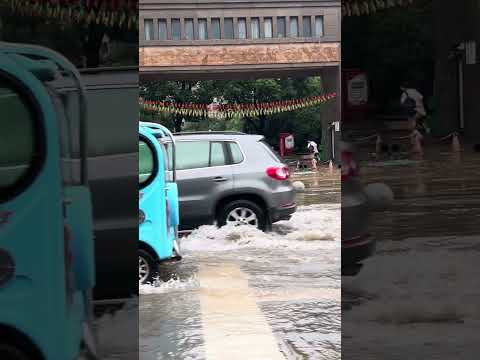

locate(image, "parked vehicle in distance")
[[341, 141, 375, 276], [139, 123, 181, 284], [0, 43, 97, 360], [165, 131, 297, 232]]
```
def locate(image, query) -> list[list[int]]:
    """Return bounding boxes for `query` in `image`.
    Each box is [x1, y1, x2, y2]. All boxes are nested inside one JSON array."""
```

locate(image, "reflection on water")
[[140, 169, 341, 359], [293, 169, 341, 206], [343, 149, 480, 359], [362, 152, 480, 240]]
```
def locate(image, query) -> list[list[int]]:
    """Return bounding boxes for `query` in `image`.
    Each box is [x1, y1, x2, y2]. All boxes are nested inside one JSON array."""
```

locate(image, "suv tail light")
[[341, 151, 359, 181], [266, 166, 290, 181], [166, 199, 171, 230]]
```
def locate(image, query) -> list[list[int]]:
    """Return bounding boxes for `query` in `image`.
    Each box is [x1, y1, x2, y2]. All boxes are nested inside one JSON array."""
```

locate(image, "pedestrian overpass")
[[139, 0, 341, 160]]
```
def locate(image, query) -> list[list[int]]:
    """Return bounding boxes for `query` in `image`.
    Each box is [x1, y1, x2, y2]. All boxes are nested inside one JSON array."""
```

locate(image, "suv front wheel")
[[217, 200, 268, 231]]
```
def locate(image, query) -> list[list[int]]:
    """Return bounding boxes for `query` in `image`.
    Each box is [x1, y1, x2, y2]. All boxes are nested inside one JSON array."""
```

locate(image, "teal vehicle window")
[[229, 142, 244, 164], [139, 138, 157, 187], [210, 142, 227, 166], [0, 73, 44, 202]]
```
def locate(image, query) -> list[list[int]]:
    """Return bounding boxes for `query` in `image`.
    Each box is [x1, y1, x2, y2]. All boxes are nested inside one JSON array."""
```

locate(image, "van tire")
[[139, 249, 158, 285], [217, 200, 267, 231]]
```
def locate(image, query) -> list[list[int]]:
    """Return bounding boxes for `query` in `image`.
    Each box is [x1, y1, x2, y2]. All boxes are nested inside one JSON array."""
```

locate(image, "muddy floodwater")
[[342, 149, 480, 359], [138, 168, 341, 360]]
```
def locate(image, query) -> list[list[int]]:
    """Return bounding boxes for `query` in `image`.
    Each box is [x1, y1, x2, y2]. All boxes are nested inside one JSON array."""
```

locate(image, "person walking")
[[307, 140, 319, 170], [400, 82, 427, 132]]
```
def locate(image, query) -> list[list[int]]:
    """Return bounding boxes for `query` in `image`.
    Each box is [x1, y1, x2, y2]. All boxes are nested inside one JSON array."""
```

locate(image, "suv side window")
[[210, 142, 227, 167], [171, 140, 229, 170], [228, 142, 244, 164], [0, 74, 44, 202], [176, 141, 210, 170]]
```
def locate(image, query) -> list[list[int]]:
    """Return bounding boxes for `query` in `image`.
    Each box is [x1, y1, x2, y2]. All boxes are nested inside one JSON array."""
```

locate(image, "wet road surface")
[[139, 168, 341, 360], [342, 148, 480, 359]]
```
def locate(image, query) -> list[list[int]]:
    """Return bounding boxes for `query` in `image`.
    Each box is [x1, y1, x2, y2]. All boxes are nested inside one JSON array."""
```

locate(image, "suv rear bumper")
[[342, 234, 376, 266], [270, 202, 297, 222]]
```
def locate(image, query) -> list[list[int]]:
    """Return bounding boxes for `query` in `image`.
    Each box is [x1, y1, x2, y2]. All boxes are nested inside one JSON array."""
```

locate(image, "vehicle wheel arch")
[[138, 241, 159, 262], [0, 323, 45, 360], [214, 193, 268, 219]]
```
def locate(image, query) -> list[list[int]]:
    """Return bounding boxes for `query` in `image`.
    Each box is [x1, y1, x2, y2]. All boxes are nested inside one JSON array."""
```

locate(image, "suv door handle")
[[212, 176, 228, 182]]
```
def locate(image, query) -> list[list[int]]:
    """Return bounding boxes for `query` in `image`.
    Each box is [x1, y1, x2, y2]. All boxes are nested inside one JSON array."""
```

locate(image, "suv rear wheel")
[[217, 200, 267, 231]]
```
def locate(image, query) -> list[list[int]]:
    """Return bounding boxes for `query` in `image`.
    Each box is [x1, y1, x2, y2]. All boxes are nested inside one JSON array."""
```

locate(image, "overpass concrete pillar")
[[320, 67, 341, 164]]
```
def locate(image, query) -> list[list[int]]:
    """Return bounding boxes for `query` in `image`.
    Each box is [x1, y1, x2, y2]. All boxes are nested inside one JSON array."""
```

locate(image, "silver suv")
[[165, 132, 297, 231]]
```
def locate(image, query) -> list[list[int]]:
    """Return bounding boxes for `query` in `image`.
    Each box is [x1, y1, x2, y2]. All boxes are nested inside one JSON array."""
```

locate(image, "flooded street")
[[139, 168, 341, 359], [342, 148, 480, 359]]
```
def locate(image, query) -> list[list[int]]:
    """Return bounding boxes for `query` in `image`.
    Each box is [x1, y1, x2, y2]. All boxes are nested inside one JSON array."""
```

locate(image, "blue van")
[[0, 43, 97, 359], [139, 122, 181, 284]]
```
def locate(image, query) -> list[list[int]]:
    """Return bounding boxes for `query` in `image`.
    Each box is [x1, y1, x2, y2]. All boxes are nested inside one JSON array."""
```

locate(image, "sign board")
[[285, 135, 295, 150], [279, 133, 295, 157], [466, 40, 477, 65], [347, 73, 368, 106], [334, 121, 340, 132]]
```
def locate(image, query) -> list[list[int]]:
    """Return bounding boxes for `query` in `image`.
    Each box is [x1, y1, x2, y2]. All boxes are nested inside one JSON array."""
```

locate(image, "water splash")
[[181, 205, 340, 253], [139, 276, 200, 295]]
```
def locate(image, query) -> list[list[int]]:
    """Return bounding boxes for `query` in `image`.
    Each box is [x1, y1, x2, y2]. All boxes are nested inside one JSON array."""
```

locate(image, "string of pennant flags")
[[140, 92, 337, 118], [342, 0, 415, 17], [7, 0, 138, 29]]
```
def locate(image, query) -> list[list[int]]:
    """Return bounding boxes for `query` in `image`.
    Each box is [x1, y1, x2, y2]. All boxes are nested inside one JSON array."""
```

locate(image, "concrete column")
[[320, 66, 340, 164]]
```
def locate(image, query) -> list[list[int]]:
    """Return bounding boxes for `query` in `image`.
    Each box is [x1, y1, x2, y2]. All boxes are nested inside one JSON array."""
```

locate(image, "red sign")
[[279, 133, 295, 157], [342, 69, 369, 122]]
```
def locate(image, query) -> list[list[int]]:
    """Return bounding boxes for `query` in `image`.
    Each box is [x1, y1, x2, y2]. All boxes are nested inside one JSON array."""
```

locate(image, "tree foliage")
[[0, 5, 137, 67], [140, 77, 327, 150], [342, 0, 433, 111]]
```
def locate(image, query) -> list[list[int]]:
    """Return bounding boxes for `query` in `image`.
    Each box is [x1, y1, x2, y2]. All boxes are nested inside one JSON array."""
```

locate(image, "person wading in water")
[[307, 140, 319, 170]]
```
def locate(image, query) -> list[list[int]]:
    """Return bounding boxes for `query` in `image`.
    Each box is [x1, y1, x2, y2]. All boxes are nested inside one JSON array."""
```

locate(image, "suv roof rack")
[[173, 131, 246, 136]]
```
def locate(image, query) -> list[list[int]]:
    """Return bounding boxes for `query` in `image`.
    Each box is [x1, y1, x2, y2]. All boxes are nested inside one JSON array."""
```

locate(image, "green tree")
[[140, 76, 329, 152], [342, 0, 433, 111]]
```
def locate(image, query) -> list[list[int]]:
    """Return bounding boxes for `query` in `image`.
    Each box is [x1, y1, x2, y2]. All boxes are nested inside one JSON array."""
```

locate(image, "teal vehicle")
[[0, 43, 97, 359], [139, 122, 181, 284]]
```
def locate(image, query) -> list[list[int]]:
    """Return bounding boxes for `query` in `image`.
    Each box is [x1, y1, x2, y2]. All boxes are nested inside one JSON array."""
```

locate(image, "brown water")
[[342, 149, 480, 359], [139, 168, 341, 360]]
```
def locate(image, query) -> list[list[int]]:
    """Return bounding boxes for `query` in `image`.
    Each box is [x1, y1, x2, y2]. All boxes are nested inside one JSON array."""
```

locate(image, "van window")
[[0, 75, 42, 201], [64, 87, 138, 157], [139, 139, 156, 187]]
